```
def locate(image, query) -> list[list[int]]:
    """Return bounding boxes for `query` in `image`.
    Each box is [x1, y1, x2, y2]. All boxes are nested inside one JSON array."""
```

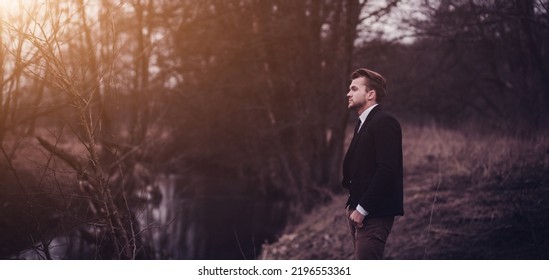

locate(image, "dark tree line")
[[355, 0, 549, 132], [162, 0, 365, 213]]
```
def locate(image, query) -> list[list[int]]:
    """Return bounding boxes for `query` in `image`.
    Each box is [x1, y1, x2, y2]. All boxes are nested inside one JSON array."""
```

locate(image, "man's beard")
[[348, 100, 361, 110]]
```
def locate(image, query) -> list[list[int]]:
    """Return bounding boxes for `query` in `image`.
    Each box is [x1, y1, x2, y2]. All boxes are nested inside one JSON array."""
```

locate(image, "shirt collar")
[[358, 104, 378, 124]]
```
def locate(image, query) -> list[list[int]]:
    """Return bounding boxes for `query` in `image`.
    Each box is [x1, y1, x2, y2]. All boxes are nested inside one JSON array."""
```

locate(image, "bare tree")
[[0, 0, 163, 259]]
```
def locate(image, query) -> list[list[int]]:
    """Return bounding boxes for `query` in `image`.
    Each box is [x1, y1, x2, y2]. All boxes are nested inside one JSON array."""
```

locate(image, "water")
[[137, 174, 287, 259], [13, 173, 286, 259]]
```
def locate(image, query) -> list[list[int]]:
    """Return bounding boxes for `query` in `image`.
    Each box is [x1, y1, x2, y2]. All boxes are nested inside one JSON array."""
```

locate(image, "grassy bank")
[[261, 123, 549, 259]]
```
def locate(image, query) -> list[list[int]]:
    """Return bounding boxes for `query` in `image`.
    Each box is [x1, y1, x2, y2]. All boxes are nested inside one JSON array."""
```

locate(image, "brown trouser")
[[347, 208, 394, 260]]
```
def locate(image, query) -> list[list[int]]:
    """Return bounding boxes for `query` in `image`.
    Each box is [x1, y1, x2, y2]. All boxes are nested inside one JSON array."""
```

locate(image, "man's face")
[[347, 77, 371, 111]]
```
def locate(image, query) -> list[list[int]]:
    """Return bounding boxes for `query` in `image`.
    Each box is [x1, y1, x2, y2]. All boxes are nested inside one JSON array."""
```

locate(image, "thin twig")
[[424, 159, 442, 260], [233, 229, 247, 260]]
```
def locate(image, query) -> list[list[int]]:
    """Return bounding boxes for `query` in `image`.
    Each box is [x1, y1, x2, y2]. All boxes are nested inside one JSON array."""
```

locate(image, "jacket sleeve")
[[359, 115, 402, 213]]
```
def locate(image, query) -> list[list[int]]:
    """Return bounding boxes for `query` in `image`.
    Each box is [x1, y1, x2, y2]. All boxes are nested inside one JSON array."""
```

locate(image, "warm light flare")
[[0, 0, 44, 19]]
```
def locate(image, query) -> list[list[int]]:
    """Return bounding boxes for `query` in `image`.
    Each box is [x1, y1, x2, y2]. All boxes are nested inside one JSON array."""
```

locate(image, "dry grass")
[[261, 123, 549, 259]]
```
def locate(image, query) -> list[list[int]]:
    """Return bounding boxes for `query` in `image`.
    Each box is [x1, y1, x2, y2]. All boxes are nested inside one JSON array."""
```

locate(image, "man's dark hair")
[[351, 68, 387, 102]]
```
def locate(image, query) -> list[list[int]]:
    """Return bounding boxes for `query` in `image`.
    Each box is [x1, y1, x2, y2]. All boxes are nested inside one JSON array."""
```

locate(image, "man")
[[342, 68, 404, 259]]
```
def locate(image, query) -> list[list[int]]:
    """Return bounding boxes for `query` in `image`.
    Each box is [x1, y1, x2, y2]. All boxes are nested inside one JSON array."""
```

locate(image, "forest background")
[[1, 0, 548, 259]]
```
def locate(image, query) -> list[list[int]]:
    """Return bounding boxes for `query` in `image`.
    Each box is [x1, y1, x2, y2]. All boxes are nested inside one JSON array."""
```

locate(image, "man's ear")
[[367, 90, 376, 101]]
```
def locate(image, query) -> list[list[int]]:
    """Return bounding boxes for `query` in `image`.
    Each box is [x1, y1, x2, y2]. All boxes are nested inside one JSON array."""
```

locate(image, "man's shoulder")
[[371, 107, 400, 123], [368, 109, 402, 135]]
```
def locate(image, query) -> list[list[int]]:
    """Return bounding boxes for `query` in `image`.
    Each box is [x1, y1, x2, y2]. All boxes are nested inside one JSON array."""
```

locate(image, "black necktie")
[[354, 119, 362, 136]]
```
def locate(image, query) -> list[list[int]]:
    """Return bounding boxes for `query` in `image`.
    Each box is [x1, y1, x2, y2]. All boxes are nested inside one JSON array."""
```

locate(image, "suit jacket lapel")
[[344, 105, 381, 168], [347, 105, 381, 154]]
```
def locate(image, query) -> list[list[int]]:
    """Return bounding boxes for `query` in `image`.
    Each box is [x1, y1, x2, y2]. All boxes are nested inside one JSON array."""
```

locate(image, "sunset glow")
[[0, 0, 43, 19]]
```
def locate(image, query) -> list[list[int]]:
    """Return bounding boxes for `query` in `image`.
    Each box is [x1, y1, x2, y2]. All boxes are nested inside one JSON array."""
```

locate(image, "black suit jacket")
[[342, 105, 404, 217]]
